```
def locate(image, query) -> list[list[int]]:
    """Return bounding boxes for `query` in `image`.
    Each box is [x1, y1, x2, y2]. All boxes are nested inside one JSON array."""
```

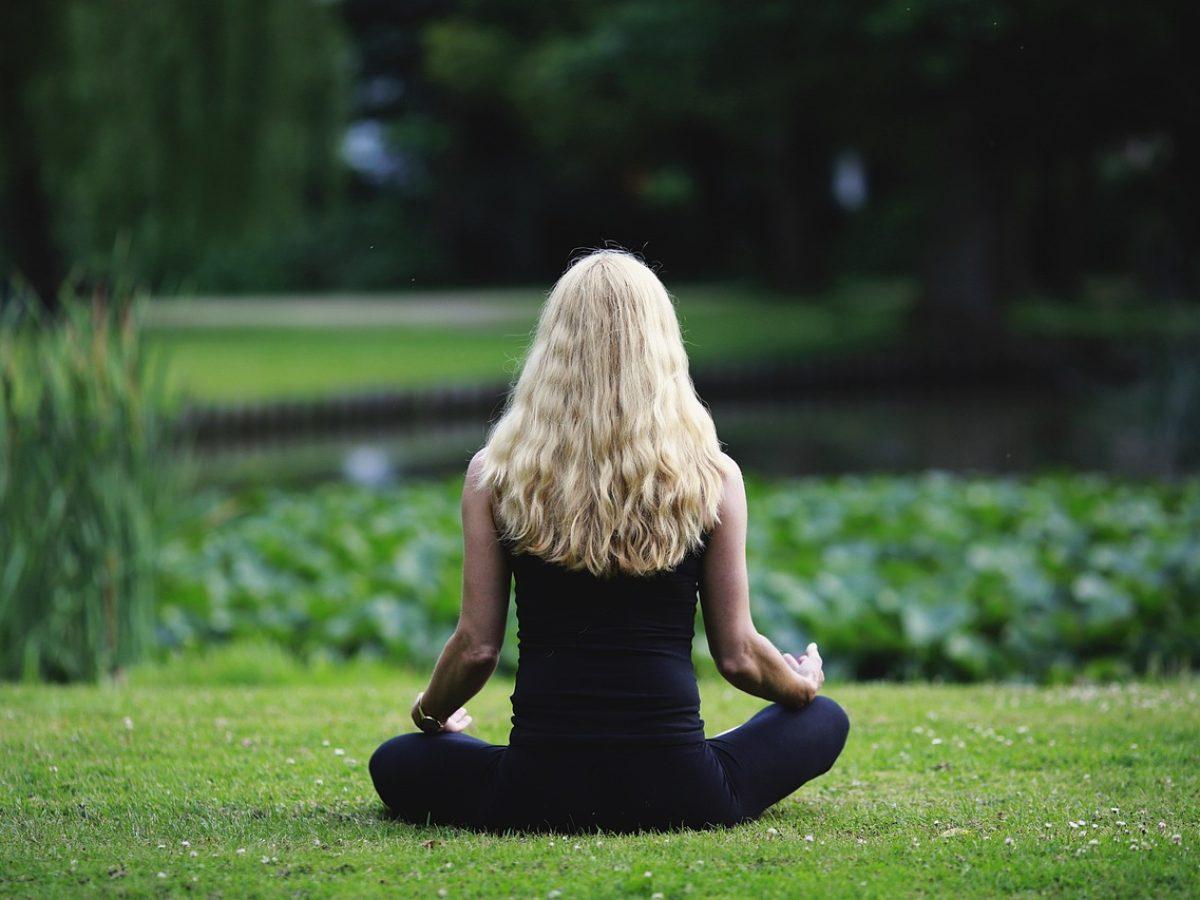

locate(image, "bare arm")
[[411, 449, 511, 731], [699, 456, 820, 708]]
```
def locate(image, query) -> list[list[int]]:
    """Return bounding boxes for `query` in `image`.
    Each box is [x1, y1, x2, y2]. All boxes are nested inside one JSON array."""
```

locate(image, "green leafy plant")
[[157, 473, 1200, 682], [0, 279, 174, 681]]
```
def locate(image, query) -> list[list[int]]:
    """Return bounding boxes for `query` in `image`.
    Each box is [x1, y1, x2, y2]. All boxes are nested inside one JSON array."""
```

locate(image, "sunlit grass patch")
[[1, 677, 1194, 896]]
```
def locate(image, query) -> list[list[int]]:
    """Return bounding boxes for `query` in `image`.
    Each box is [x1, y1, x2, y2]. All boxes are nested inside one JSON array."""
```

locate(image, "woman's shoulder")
[[715, 451, 742, 484]]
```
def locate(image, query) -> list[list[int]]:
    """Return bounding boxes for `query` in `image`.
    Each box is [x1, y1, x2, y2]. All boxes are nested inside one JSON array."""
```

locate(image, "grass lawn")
[[146, 281, 910, 402], [1, 674, 1195, 897]]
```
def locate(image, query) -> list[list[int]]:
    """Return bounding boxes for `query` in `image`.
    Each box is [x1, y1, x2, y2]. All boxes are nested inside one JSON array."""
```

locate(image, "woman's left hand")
[[783, 642, 825, 692]]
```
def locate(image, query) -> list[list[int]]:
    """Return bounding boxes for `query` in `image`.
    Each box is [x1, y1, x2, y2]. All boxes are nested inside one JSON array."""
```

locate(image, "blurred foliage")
[[4, 0, 1196, 312], [0, 279, 174, 681], [158, 473, 1199, 683], [0, 0, 346, 296]]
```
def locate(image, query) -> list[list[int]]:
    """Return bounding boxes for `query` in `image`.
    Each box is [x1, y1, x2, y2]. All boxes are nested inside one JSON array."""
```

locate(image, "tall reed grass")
[[0, 278, 173, 681]]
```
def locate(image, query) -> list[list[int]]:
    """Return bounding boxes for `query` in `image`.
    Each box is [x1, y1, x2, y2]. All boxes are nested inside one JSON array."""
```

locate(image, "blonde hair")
[[477, 249, 730, 578]]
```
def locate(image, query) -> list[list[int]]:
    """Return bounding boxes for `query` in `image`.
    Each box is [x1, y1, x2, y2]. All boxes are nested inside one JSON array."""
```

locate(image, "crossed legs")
[[707, 695, 851, 821], [368, 696, 851, 830]]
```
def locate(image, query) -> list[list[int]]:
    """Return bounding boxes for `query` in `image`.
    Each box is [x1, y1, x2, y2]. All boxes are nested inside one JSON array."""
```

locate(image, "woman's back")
[[503, 535, 708, 746]]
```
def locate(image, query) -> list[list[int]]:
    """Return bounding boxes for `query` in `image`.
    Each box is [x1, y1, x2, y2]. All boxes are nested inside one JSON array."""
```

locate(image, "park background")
[[1, 1, 1197, 896]]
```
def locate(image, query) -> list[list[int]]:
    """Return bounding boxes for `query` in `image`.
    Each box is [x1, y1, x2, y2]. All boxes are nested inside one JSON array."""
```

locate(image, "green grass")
[[146, 281, 911, 402], [2, 671, 1195, 897]]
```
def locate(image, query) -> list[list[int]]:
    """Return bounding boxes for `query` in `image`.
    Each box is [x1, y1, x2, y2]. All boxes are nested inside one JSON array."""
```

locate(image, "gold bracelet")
[[415, 699, 444, 733]]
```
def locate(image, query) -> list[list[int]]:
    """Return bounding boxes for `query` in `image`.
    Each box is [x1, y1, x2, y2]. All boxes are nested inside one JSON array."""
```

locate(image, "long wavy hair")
[[477, 249, 730, 577]]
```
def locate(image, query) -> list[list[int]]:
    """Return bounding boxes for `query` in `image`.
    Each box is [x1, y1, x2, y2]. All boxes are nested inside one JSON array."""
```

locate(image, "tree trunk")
[[1032, 154, 1087, 301], [0, 0, 64, 308], [761, 131, 834, 293], [915, 133, 1004, 345]]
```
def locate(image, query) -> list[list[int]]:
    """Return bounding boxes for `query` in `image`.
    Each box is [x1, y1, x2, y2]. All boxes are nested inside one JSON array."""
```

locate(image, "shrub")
[[0, 281, 173, 681]]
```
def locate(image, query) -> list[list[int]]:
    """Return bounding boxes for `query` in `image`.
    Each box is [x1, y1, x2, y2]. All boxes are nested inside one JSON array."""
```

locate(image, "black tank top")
[[501, 533, 710, 746]]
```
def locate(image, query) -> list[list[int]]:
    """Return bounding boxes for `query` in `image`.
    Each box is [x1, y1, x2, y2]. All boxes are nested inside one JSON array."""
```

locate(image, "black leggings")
[[369, 696, 850, 834]]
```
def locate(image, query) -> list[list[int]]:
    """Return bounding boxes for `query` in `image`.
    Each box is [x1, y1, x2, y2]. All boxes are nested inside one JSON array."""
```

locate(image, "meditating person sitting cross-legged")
[[369, 249, 850, 833]]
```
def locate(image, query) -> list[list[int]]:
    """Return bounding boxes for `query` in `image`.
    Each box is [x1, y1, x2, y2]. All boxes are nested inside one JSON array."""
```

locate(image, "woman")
[[369, 249, 849, 833]]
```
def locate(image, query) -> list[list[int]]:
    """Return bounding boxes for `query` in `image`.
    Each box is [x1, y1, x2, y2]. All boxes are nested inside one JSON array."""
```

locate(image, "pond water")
[[186, 376, 1197, 487]]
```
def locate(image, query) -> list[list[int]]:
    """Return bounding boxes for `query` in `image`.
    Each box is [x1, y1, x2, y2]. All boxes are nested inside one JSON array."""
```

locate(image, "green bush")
[[157, 473, 1200, 682], [0, 283, 173, 681]]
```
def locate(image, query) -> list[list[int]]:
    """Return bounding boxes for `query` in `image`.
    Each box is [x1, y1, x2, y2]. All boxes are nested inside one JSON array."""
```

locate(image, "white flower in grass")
[[805, 834, 814, 842], [334, 748, 345, 756], [548, 891, 562, 899], [1004, 837, 1013, 845], [1172, 834, 1182, 845], [180, 841, 190, 848], [124, 717, 134, 730], [157, 872, 166, 879]]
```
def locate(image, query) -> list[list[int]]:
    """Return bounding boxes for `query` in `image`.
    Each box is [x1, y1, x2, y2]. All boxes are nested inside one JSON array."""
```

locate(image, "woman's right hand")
[[784, 642, 825, 696], [412, 691, 474, 734]]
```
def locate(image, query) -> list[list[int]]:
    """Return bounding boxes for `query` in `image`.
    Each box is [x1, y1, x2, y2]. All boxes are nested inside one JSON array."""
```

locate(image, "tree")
[[0, 0, 348, 300]]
